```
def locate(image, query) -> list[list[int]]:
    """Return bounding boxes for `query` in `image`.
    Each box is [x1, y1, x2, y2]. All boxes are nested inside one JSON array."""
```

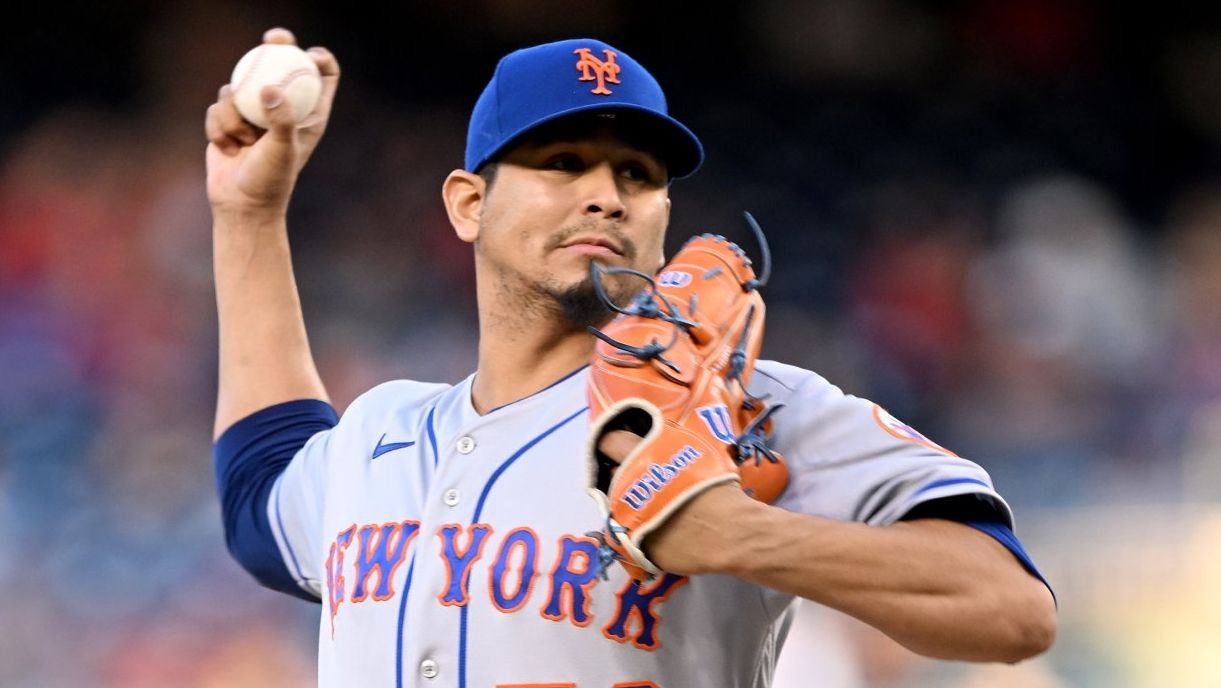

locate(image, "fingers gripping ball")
[[230, 43, 322, 129], [585, 213, 790, 581]]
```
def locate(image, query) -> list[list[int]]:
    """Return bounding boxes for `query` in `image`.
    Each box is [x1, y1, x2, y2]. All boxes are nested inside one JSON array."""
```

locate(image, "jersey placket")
[[402, 372, 592, 688], [398, 383, 495, 687]]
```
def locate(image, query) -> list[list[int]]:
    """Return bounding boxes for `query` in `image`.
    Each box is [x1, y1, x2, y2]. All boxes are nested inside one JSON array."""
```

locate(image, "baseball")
[[229, 43, 322, 129]]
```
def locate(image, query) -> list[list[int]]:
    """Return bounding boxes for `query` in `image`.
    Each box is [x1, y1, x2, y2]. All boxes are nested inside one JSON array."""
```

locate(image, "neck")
[[470, 275, 602, 415]]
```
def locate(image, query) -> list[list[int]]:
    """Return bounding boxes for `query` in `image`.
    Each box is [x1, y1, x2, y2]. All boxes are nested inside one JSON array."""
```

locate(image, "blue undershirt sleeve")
[[900, 494, 1055, 603], [964, 520, 1055, 604], [213, 399, 338, 602]]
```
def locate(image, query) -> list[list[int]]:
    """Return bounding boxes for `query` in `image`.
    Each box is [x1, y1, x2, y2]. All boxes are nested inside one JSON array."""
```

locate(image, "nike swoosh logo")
[[372, 433, 416, 460]]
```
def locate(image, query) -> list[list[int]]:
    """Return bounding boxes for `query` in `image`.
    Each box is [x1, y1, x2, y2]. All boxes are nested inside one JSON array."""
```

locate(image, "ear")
[[442, 170, 485, 244]]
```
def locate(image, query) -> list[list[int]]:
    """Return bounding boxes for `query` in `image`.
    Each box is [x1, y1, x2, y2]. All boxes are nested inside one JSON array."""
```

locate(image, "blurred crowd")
[[3, 1, 1221, 686]]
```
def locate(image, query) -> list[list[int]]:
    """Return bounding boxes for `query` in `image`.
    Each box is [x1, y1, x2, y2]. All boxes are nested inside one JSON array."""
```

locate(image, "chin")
[[549, 280, 614, 328], [546, 266, 650, 328]]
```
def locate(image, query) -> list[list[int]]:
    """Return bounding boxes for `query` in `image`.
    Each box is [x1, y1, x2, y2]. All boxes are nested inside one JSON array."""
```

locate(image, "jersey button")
[[443, 488, 460, 507], [456, 435, 476, 454], [420, 658, 439, 679]]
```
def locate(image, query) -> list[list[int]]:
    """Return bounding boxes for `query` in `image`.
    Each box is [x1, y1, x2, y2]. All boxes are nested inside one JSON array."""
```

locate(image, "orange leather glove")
[[586, 218, 789, 581]]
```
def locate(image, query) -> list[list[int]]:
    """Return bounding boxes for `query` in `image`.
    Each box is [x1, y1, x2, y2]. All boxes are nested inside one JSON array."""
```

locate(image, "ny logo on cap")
[[574, 48, 621, 95]]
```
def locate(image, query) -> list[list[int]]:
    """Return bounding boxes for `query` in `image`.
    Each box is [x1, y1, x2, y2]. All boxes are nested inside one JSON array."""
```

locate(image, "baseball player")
[[205, 28, 1055, 687]]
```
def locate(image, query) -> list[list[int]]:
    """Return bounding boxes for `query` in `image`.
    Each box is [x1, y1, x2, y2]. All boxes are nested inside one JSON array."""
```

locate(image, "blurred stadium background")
[[3, 1, 1221, 685]]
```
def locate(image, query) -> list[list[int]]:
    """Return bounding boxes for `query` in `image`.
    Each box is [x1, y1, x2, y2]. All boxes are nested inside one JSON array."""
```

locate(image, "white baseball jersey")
[[269, 359, 1012, 687]]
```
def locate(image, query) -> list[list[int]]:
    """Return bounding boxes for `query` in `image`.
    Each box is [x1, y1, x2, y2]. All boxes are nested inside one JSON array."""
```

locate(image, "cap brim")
[[476, 104, 704, 180]]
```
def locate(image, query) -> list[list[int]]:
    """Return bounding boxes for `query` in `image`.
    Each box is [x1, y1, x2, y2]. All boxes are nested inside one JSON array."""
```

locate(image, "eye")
[[620, 160, 663, 185], [620, 163, 646, 179], [545, 154, 584, 172]]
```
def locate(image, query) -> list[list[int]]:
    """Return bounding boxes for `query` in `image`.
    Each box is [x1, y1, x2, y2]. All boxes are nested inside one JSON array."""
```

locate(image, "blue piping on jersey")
[[426, 405, 439, 468], [484, 365, 589, 415], [394, 556, 419, 688], [459, 405, 588, 688], [395, 405, 440, 686], [273, 478, 307, 586], [913, 476, 988, 498]]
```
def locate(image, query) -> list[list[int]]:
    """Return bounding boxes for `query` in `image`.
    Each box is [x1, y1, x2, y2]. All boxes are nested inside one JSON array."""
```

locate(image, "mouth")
[[558, 236, 623, 257]]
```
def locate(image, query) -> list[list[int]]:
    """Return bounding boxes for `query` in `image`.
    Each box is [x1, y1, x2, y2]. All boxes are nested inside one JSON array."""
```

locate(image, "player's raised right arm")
[[206, 28, 341, 439]]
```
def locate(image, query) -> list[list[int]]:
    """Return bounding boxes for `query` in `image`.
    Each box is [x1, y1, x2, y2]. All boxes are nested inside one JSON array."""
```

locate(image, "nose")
[[579, 163, 626, 220]]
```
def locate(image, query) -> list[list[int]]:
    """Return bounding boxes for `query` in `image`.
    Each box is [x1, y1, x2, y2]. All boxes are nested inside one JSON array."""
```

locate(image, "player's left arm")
[[644, 481, 1056, 663], [585, 225, 1053, 662]]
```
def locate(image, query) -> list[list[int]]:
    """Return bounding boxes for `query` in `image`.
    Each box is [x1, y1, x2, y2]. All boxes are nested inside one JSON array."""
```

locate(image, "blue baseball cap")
[[464, 38, 704, 179]]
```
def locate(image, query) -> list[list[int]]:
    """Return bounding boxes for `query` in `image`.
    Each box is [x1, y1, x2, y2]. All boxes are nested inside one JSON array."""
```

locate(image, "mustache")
[[544, 221, 638, 261]]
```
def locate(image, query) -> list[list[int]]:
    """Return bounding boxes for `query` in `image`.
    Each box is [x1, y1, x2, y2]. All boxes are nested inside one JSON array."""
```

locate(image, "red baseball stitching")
[[233, 45, 267, 94]]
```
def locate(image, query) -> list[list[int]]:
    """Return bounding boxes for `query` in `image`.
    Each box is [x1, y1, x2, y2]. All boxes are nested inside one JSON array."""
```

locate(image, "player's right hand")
[[205, 27, 340, 220]]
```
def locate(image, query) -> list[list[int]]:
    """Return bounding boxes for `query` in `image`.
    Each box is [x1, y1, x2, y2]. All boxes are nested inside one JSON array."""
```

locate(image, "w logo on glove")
[[697, 404, 735, 444], [584, 212, 790, 581]]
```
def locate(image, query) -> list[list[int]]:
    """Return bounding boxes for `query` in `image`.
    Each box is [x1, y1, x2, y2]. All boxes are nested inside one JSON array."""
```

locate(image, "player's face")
[[474, 125, 672, 326]]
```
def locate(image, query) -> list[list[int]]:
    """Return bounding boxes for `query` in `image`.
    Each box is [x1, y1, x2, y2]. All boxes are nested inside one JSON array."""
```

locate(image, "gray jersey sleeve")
[[268, 380, 451, 599], [268, 425, 334, 598], [755, 360, 1013, 528]]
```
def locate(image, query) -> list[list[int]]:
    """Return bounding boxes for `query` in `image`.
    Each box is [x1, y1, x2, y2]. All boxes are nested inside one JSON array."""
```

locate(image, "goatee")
[[551, 278, 619, 329]]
